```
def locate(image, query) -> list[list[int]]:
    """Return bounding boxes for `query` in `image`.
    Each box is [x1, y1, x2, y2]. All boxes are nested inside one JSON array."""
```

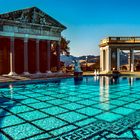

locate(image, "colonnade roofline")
[[99, 36, 140, 47]]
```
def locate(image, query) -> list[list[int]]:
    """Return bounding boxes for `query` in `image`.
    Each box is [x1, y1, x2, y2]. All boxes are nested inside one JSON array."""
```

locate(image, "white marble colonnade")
[[100, 46, 135, 72]]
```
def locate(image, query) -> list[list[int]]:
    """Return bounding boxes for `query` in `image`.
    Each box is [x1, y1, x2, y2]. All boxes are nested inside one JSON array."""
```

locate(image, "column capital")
[[36, 39, 40, 44], [24, 38, 28, 43]]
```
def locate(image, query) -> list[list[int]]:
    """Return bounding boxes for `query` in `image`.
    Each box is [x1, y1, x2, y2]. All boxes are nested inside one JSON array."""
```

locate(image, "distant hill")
[[60, 55, 76, 66], [60, 55, 99, 66]]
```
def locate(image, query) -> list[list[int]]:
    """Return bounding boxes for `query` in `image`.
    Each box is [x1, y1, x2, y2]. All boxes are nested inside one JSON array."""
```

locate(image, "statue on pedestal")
[[74, 60, 83, 80]]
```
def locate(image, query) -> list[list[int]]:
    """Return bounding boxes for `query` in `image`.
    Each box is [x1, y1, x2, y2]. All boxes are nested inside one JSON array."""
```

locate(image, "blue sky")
[[0, 0, 140, 56]]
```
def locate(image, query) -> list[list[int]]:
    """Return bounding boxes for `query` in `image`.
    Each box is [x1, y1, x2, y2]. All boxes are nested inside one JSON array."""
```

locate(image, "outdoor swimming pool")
[[0, 76, 140, 139]]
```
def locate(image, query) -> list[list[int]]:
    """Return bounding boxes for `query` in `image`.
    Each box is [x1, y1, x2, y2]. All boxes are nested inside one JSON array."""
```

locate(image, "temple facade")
[[0, 7, 66, 75]]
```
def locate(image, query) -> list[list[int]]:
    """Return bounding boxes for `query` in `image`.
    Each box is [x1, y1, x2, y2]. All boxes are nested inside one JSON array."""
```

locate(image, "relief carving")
[[19, 11, 29, 23], [0, 7, 65, 31]]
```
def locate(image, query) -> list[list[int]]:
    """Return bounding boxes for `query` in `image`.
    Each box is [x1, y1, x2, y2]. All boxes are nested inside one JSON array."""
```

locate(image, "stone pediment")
[[0, 7, 66, 29]]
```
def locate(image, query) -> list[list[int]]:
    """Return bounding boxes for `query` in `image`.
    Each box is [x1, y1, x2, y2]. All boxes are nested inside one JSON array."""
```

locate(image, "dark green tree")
[[60, 37, 70, 56]]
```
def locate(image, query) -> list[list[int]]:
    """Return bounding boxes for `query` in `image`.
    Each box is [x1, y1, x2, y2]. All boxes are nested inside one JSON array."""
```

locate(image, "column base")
[[46, 71, 52, 74], [57, 71, 63, 74], [8, 72, 17, 76], [36, 72, 42, 75], [23, 72, 30, 75]]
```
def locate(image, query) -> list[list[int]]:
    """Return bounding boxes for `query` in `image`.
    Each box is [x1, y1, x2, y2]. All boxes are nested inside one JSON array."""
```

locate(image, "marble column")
[[56, 41, 61, 71], [100, 48, 103, 72], [36, 39, 41, 74], [8, 37, 17, 76], [46, 40, 51, 73], [23, 38, 30, 75], [116, 48, 120, 71], [106, 46, 111, 72], [130, 49, 134, 72], [103, 49, 106, 71]]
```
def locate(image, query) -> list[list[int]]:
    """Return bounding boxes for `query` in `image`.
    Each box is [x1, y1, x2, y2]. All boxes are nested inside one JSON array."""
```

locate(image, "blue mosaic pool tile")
[[37, 96, 55, 101], [106, 133, 120, 139], [92, 103, 117, 111], [119, 96, 137, 102], [0, 109, 11, 117], [41, 106, 68, 115], [119, 131, 134, 138], [21, 98, 39, 104], [109, 94, 120, 99], [110, 100, 127, 106], [6, 105, 33, 114], [0, 98, 11, 103], [28, 102, 52, 109], [112, 107, 134, 115], [115, 92, 130, 96], [63, 96, 82, 102], [77, 99, 97, 106], [18, 110, 47, 121], [75, 118, 97, 127], [47, 99, 69, 105], [90, 96, 101, 102], [2, 123, 43, 139], [0, 101, 20, 108], [76, 107, 102, 116], [34, 89, 48, 93], [77, 94, 93, 99], [125, 103, 140, 110], [26, 93, 43, 98], [12, 94, 28, 100], [28, 133, 51, 140], [57, 111, 87, 123], [0, 133, 9, 140], [129, 94, 140, 99], [135, 100, 140, 104], [95, 112, 122, 122], [50, 125, 77, 136], [134, 130, 140, 137], [0, 115, 24, 128], [18, 90, 34, 95], [65, 91, 79, 95], [50, 94, 69, 98], [33, 117, 66, 131], [62, 103, 84, 110]]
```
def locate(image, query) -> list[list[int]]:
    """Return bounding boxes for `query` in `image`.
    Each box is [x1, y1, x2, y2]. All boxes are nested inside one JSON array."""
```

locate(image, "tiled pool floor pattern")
[[0, 77, 140, 139]]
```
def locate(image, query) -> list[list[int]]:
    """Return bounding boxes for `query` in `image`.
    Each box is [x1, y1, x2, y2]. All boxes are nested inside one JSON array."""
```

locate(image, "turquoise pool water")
[[0, 76, 140, 139]]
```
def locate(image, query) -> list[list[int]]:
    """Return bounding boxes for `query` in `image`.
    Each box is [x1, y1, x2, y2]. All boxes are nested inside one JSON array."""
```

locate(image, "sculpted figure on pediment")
[[40, 17, 47, 25], [31, 8, 39, 24], [19, 11, 29, 23]]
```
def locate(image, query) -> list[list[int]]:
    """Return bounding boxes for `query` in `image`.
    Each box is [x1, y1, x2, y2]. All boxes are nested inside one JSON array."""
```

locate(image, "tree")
[[60, 37, 70, 56], [51, 37, 70, 56]]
